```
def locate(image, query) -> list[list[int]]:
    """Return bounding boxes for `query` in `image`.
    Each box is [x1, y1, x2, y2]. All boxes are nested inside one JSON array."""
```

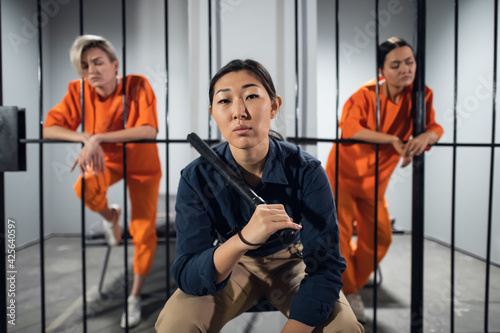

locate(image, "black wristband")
[[237, 229, 265, 247]]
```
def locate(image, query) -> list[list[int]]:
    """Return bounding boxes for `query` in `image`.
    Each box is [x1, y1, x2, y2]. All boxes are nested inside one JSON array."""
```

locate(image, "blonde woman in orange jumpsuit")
[[43, 35, 161, 328], [325, 37, 443, 323]]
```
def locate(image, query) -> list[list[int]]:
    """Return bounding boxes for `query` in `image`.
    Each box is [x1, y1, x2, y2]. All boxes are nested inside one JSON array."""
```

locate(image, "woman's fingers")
[[241, 204, 296, 246]]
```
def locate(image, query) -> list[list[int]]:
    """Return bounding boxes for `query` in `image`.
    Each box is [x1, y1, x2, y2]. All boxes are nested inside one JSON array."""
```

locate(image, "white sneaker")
[[103, 204, 121, 247], [120, 296, 141, 328], [346, 293, 366, 323]]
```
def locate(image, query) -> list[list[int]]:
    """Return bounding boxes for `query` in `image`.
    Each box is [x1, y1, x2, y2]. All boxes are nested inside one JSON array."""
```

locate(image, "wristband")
[[237, 229, 265, 247]]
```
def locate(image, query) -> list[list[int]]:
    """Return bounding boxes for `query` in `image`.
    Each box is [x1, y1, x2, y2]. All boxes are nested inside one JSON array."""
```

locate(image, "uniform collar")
[[219, 137, 289, 186]]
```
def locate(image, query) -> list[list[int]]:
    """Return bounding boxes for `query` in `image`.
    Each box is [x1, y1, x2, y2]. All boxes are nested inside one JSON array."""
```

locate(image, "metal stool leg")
[[98, 245, 112, 298]]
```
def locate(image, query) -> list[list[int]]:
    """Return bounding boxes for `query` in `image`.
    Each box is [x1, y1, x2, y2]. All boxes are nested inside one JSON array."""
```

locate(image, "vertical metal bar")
[[36, 1, 48, 332], [121, 0, 129, 330], [0, 1, 6, 331], [411, 1, 426, 332], [164, 0, 171, 298], [334, 0, 339, 208], [208, 0, 213, 140], [373, 0, 380, 331], [78, 1, 88, 332], [294, 0, 299, 140], [451, 1, 458, 332], [0, 172, 4, 333], [214, 0, 221, 81], [485, 1, 498, 331]]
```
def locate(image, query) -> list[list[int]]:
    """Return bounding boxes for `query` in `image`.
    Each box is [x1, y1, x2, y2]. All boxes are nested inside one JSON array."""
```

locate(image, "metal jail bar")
[[2, 1, 500, 333], [485, 0, 498, 331], [411, 0, 426, 331], [36, 0, 47, 331], [0, 0, 5, 330]]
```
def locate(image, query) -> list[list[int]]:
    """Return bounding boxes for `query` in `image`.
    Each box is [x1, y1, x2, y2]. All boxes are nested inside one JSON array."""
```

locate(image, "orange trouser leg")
[[73, 168, 122, 212], [353, 196, 392, 291], [336, 189, 358, 295], [128, 178, 160, 275]]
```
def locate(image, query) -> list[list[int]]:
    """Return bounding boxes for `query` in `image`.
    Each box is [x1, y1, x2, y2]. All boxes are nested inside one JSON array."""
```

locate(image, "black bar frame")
[[0, 0, 5, 331], [36, 1, 48, 332], [294, 0, 300, 139], [485, 0, 498, 331], [77, 1, 88, 332], [164, 0, 171, 299], [1, 2, 499, 332], [373, 0, 381, 331], [450, 0, 459, 332], [411, 1, 426, 332]]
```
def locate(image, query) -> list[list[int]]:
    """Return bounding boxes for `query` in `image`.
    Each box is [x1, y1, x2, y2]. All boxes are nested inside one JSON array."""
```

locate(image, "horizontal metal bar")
[[20, 137, 500, 147], [21, 138, 221, 145]]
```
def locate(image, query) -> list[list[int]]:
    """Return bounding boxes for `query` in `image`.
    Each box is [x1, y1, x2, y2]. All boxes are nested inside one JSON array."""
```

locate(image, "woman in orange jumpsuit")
[[43, 35, 161, 328], [325, 37, 443, 323]]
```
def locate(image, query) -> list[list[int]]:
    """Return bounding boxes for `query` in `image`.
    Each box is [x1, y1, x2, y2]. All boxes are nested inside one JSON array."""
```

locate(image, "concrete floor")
[[7, 233, 500, 333]]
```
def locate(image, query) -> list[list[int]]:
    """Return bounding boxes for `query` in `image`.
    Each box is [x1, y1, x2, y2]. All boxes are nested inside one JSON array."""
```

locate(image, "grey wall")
[[2, 0, 499, 265], [2, 0, 44, 247]]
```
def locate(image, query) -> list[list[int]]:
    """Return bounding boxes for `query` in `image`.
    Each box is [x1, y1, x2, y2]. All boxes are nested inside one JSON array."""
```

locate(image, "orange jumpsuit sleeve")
[[424, 87, 444, 139], [339, 88, 373, 139], [43, 81, 81, 130], [126, 75, 159, 132]]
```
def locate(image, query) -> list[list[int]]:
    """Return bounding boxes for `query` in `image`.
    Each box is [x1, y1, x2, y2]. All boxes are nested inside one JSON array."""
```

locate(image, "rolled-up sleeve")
[[44, 81, 82, 130], [288, 161, 346, 327], [340, 89, 371, 139]]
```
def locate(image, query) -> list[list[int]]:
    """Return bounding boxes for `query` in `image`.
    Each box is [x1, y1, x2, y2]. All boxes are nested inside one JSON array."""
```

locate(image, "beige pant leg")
[[155, 263, 264, 333], [240, 244, 364, 332], [314, 291, 365, 333]]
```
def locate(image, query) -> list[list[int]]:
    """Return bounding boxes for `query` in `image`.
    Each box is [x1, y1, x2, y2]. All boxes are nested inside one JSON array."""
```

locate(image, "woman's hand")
[[390, 136, 405, 155], [281, 319, 314, 333], [400, 131, 439, 168], [404, 131, 435, 156], [71, 135, 106, 175], [239, 204, 302, 248]]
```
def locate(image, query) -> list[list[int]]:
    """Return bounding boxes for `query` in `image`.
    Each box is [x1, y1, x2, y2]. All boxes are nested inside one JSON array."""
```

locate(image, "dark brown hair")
[[209, 59, 277, 106], [378, 37, 414, 69]]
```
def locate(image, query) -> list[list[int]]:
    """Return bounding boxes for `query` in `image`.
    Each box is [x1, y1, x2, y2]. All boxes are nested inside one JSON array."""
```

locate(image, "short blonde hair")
[[69, 35, 118, 77]]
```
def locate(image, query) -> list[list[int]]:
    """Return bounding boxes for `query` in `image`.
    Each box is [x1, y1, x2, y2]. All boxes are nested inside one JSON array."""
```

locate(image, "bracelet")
[[237, 229, 265, 247]]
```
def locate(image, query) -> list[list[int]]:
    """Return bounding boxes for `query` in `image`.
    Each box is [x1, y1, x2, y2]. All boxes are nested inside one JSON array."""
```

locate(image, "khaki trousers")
[[155, 244, 364, 332]]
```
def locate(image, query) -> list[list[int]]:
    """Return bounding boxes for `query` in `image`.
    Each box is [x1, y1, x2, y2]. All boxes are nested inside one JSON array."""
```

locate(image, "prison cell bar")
[[294, 0, 300, 139], [77, 1, 89, 332], [0, 0, 5, 331], [208, 0, 213, 140], [36, 1, 48, 332], [5, 2, 500, 332], [485, 0, 498, 331], [373, 0, 381, 331], [164, 0, 172, 298], [450, 1, 458, 332]]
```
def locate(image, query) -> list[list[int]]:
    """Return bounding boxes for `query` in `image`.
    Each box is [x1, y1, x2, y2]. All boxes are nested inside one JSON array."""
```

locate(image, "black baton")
[[186, 132, 298, 245]]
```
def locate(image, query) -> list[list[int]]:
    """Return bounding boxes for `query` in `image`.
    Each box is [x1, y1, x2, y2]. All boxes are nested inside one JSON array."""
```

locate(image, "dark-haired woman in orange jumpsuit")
[[325, 37, 443, 323], [43, 35, 161, 328]]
